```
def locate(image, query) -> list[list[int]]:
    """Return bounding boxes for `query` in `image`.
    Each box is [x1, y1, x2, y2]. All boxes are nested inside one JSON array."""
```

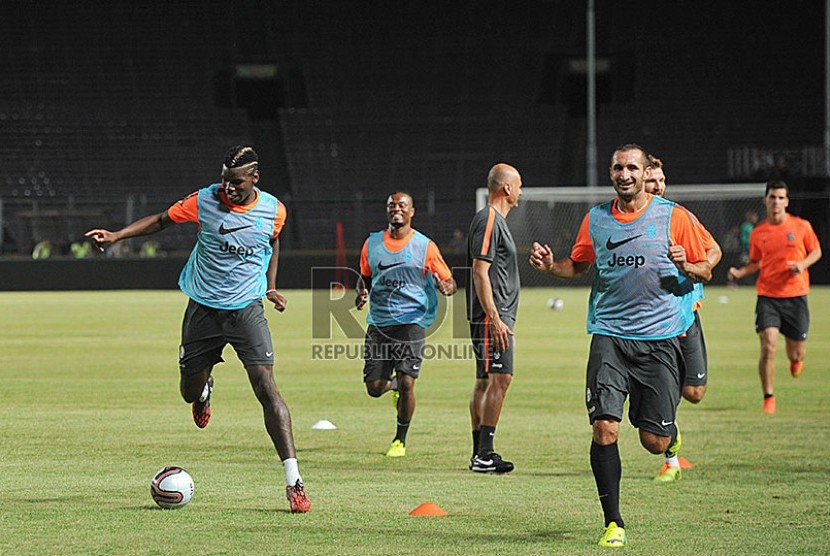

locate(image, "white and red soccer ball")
[[150, 466, 194, 509]]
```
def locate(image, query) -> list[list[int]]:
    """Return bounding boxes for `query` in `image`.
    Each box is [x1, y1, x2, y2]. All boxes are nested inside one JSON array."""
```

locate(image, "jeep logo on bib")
[[379, 275, 408, 289], [219, 241, 256, 257], [607, 253, 646, 268]]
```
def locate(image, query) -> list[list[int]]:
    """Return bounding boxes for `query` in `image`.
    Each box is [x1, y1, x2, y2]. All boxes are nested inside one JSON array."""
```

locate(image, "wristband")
[[265, 289, 277, 295]]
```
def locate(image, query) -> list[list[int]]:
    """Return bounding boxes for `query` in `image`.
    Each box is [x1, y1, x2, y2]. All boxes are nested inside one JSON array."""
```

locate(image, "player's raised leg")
[[785, 337, 806, 378], [182, 369, 214, 429]]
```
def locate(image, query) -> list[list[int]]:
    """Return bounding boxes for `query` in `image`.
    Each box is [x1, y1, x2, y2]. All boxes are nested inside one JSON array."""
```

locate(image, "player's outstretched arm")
[[529, 242, 589, 279], [85, 211, 172, 251]]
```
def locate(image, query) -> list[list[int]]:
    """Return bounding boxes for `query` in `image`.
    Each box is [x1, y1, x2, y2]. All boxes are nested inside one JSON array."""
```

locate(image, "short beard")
[[617, 191, 636, 203], [615, 182, 641, 203]]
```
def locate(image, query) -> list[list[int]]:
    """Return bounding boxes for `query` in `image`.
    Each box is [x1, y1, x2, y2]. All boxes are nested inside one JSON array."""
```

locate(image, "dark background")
[[1, 0, 827, 289]]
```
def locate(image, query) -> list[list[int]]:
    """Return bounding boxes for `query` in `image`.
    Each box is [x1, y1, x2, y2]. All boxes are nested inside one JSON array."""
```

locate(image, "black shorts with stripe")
[[469, 317, 515, 379], [362, 324, 425, 382], [179, 299, 274, 375], [755, 295, 810, 341], [585, 334, 682, 437]]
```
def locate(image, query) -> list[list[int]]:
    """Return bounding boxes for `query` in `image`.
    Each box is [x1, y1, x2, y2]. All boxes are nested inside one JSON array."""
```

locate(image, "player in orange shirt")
[[530, 144, 713, 547], [355, 192, 456, 457], [727, 180, 822, 414]]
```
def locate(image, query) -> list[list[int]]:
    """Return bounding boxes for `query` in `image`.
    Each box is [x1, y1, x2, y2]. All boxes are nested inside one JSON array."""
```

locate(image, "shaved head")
[[487, 163, 521, 194]]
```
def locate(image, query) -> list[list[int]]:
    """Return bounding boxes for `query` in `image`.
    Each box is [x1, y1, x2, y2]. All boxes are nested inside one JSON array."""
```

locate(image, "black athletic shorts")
[[755, 295, 810, 341], [469, 317, 515, 379], [179, 299, 274, 375], [680, 311, 708, 387], [585, 334, 683, 437], [362, 324, 425, 382]]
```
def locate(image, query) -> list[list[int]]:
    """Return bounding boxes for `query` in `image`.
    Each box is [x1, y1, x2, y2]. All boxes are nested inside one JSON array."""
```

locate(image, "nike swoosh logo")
[[413, 365, 420, 370], [266, 352, 273, 357], [661, 420, 674, 426], [378, 261, 405, 271], [476, 458, 494, 466], [697, 373, 705, 379], [606, 234, 643, 250], [219, 224, 253, 235]]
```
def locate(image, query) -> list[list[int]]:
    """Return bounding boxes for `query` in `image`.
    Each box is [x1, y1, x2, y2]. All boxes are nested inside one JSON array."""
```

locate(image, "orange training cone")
[[678, 456, 695, 469], [409, 502, 448, 516]]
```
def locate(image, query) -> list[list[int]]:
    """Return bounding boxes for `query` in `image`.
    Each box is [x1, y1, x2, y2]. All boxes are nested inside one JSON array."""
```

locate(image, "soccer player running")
[[645, 155, 722, 482], [530, 144, 711, 547], [467, 163, 523, 474], [727, 180, 822, 414], [355, 192, 456, 457], [84, 146, 311, 513]]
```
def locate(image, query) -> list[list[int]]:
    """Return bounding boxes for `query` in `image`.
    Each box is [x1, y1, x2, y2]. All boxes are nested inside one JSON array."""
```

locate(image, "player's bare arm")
[[706, 239, 723, 268], [265, 236, 287, 312], [529, 241, 590, 278], [668, 244, 713, 283], [789, 245, 822, 274], [355, 275, 370, 310], [436, 276, 457, 296], [85, 210, 173, 251], [727, 260, 761, 281], [472, 258, 513, 352], [427, 242, 457, 296]]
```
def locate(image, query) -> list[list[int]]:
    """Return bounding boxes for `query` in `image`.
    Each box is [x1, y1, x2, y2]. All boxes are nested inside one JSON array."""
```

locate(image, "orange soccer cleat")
[[192, 376, 214, 428], [286, 480, 311, 513], [790, 361, 804, 379]]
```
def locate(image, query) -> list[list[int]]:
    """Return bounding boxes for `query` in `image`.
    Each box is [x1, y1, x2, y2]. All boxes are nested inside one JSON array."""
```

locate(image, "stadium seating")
[[0, 1, 824, 257]]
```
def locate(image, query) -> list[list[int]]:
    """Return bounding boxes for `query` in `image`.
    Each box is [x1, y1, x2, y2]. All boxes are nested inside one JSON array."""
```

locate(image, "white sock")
[[665, 455, 680, 468], [282, 458, 302, 486], [198, 381, 211, 403]]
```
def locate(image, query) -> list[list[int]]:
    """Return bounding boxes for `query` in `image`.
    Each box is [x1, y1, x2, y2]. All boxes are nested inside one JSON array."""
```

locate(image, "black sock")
[[764, 393, 774, 399], [478, 425, 496, 455], [664, 423, 678, 457], [395, 420, 410, 444], [590, 441, 624, 529], [472, 430, 480, 456]]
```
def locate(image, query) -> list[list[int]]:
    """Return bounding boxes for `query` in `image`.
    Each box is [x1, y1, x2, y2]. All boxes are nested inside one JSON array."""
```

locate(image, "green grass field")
[[1, 286, 828, 555]]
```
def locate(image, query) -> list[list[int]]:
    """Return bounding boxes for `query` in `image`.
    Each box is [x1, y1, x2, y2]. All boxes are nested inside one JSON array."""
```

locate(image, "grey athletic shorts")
[[179, 299, 274, 375], [755, 295, 810, 341], [585, 334, 683, 437], [362, 324, 425, 382], [470, 317, 515, 379], [680, 311, 708, 387]]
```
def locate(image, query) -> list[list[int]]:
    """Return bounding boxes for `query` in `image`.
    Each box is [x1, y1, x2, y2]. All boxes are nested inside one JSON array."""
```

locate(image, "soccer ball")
[[547, 297, 565, 311], [150, 466, 194, 509]]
